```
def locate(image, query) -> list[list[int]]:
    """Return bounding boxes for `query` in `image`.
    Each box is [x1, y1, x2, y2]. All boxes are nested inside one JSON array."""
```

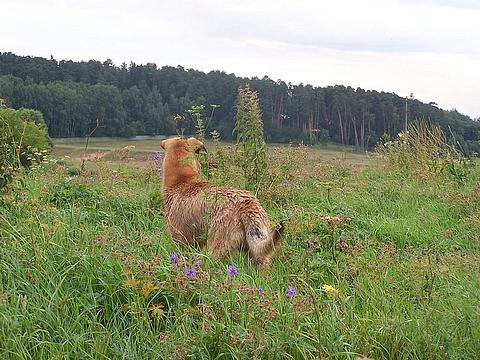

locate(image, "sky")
[[2, 0, 480, 119]]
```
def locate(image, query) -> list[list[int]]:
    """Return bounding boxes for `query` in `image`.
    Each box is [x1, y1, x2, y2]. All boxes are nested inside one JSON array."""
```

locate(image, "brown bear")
[[160, 137, 282, 268]]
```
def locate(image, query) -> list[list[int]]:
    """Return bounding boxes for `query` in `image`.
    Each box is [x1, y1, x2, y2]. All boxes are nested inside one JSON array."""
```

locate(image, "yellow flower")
[[140, 281, 158, 299], [123, 301, 140, 314], [322, 284, 339, 297], [122, 278, 141, 289], [149, 304, 165, 320], [0, 292, 7, 303]]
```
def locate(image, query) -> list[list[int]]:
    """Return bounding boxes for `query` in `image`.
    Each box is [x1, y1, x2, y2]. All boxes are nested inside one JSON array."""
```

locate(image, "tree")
[[0, 51, 479, 154]]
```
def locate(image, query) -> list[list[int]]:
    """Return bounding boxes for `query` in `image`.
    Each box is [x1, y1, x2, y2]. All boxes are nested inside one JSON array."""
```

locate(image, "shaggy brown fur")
[[161, 137, 282, 268]]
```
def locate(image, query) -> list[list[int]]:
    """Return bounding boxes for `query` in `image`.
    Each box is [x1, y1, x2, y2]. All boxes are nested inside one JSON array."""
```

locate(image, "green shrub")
[[0, 100, 51, 191], [46, 181, 100, 207], [66, 166, 81, 177]]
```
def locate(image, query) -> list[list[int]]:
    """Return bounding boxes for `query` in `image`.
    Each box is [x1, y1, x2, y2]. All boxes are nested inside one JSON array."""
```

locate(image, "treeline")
[[0, 52, 479, 152]]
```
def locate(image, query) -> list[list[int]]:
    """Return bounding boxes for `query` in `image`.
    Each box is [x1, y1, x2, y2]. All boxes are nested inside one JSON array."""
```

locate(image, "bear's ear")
[[161, 137, 181, 151], [187, 137, 207, 154]]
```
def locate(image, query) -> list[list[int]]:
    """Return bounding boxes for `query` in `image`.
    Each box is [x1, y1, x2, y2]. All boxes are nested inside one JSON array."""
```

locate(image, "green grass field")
[[1, 139, 479, 359]]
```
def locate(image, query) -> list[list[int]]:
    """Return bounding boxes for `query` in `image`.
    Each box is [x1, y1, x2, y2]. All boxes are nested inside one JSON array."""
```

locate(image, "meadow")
[[0, 138, 479, 359]]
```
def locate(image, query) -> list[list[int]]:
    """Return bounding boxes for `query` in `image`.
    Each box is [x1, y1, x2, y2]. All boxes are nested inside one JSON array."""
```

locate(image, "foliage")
[[377, 120, 475, 183], [46, 180, 100, 207], [208, 130, 228, 181], [66, 166, 81, 176], [187, 105, 207, 142], [0, 100, 51, 191], [261, 144, 308, 208], [186, 104, 220, 180], [234, 86, 268, 192], [1, 51, 479, 151]]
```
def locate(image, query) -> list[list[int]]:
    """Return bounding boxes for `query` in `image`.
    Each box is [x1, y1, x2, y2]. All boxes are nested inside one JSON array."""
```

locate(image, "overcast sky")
[[2, 0, 480, 118]]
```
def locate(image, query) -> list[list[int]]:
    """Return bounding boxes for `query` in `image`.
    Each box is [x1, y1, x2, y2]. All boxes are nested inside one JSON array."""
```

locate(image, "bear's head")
[[160, 137, 207, 188]]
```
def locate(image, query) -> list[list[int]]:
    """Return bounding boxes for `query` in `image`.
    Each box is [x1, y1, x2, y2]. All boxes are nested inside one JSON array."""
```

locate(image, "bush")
[[0, 100, 51, 190], [46, 181, 100, 207], [66, 166, 81, 177]]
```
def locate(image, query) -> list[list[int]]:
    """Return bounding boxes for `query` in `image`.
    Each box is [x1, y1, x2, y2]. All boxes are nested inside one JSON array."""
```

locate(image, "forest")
[[0, 52, 479, 152]]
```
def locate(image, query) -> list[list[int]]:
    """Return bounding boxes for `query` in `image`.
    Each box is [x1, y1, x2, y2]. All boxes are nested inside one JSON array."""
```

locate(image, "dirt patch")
[[81, 152, 107, 161]]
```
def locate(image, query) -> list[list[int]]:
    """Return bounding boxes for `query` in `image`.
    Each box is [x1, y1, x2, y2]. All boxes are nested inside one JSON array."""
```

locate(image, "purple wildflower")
[[283, 179, 290, 186], [151, 152, 160, 161], [226, 265, 238, 277], [257, 287, 264, 297], [195, 259, 202, 267], [169, 252, 179, 265], [286, 285, 297, 300], [184, 267, 197, 280]]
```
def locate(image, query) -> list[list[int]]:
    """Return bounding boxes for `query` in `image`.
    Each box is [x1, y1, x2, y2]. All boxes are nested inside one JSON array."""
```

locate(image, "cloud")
[[400, 0, 480, 8], [1, 0, 480, 118], [188, 0, 480, 55]]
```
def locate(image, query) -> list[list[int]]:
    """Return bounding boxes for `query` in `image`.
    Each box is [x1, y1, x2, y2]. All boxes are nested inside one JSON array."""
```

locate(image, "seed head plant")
[[234, 86, 267, 193], [186, 104, 220, 180]]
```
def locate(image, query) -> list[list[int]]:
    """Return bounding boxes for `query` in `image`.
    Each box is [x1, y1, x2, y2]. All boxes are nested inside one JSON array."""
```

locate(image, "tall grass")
[[0, 142, 479, 359], [377, 120, 475, 183]]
